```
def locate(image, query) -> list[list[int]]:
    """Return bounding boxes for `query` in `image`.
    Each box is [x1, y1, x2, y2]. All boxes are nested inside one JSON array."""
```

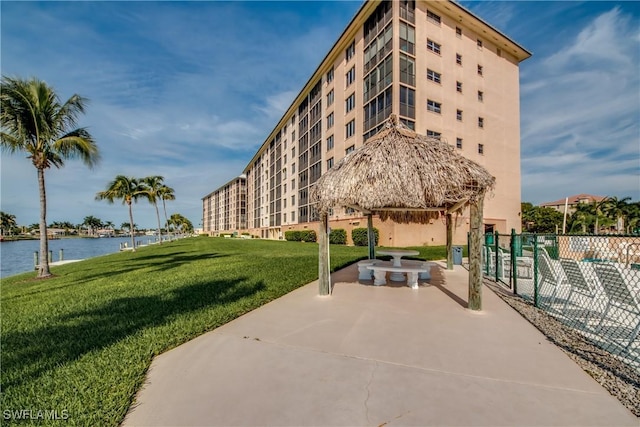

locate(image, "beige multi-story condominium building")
[[206, 0, 531, 245], [202, 175, 247, 235]]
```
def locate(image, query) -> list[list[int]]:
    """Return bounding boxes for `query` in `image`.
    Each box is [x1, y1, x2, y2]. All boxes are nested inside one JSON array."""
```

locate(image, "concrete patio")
[[123, 262, 637, 426]]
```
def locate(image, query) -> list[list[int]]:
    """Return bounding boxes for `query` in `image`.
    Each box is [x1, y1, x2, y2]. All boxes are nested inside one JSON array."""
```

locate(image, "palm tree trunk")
[[37, 167, 51, 278], [154, 203, 162, 244], [162, 199, 170, 240], [128, 201, 136, 252]]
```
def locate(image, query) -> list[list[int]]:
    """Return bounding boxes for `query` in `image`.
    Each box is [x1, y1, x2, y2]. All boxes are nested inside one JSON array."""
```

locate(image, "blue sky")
[[1, 1, 638, 229]]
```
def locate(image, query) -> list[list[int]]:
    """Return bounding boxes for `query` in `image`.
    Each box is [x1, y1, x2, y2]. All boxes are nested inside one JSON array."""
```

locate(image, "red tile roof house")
[[540, 194, 607, 214]]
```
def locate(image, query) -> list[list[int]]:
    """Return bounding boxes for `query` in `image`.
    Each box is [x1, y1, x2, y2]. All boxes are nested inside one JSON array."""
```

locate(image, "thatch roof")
[[311, 115, 495, 224]]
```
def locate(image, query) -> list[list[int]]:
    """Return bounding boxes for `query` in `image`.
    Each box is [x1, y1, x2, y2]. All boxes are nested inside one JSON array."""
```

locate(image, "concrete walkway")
[[123, 263, 637, 426]]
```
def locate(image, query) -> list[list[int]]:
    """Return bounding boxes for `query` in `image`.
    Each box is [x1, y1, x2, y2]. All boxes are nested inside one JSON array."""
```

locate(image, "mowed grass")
[[1, 237, 448, 426]]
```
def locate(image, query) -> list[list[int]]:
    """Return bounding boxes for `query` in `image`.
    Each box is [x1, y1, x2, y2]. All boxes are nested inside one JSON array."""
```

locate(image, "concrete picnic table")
[[377, 249, 420, 281]]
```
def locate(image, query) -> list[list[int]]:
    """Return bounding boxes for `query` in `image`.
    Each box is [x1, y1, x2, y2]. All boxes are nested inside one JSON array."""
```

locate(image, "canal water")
[[0, 237, 134, 278]]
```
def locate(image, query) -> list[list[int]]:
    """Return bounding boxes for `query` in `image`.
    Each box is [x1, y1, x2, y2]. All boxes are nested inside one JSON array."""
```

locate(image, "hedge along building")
[[206, 0, 530, 244]]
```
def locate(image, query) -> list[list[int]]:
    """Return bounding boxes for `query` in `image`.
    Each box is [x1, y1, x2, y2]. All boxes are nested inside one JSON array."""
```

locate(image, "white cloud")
[[519, 6, 640, 204]]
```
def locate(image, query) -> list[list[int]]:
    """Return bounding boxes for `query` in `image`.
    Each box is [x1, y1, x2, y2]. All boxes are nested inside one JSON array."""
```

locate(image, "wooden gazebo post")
[[367, 213, 375, 260], [318, 212, 331, 295], [468, 193, 485, 310], [446, 213, 453, 270]]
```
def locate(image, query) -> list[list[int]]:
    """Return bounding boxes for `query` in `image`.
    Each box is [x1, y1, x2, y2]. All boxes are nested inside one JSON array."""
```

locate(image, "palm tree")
[[140, 176, 165, 244], [0, 211, 17, 237], [602, 196, 631, 233], [624, 202, 640, 234], [104, 221, 114, 236], [0, 212, 17, 236], [1, 76, 99, 278], [157, 184, 175, 237], [169, 213, 194, 234], [569, 203, 595, 234], [96, 176, 144, 251], [82, 215, 102, 236], [593, 197, 610, 235]]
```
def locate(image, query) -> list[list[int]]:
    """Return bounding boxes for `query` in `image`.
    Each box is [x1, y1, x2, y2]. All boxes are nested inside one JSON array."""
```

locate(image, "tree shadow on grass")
[[2, 253, 231, 302], [1, 276, 264, 391]]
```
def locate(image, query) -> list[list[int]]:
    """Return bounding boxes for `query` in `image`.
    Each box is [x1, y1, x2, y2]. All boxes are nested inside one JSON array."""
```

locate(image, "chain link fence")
[[481, 232, 640, 372]]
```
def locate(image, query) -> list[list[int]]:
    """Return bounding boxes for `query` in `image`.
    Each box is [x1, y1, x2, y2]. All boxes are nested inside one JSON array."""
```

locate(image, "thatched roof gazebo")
[[311, 115, 495, 310]]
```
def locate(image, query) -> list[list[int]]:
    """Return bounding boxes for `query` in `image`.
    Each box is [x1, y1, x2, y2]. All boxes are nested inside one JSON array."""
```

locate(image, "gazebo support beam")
[[446, 213, 453, 270], [318, 212, 330, 295], [468, 194, 484, 310], [367, 214, 375, 259]]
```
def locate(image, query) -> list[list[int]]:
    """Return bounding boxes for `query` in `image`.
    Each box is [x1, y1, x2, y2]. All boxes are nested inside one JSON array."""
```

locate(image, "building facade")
[[206, 0, 531, 245], [202, 175, 247, 235], [540, 194, 606, 214]]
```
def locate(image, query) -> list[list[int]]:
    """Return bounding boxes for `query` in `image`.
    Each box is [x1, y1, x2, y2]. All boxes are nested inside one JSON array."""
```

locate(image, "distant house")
[[540, 194, 606, 214], [47, 228, 66, 238]]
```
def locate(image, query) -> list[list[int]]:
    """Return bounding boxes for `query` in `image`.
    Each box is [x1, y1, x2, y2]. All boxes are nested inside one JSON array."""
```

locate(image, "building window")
[[427, 69, 441, 84], [326, 135, 334, 151], [326, 67, 334, 83], [346, 40, 355, 61], [363, 86, 392, 134], [345, 92, 356, 113], [399, 22, 415, 55], [327, 89, 334, 106], [477, 39, 483, 49], [346, 66, 356, 86], [427, 130, 441, 139], [477, 65, 483, 76], [364, 24, 392, 74], [283, 213, 287, 222], [478, 91, 484, 102], [478, 144, 484, 154], [346, 120, 356, 138], [456, 109, 463, 121], [345, 144, 355, 154], [427, 10, 441, 25], [478, 117, 484, 128], [292, 162, 295, 173], [427, 99, 441, 114], [364, 54, 392, 103], [399, 85, 415, 118], [327, 113, 334, 129], [427, 39, 441, 55], [456, 81, 462, 93], [327, 157, 334, 169], [456, 138, 463, 149], [456, 53, 462, 65], [400, 118, 415, 130], [399, 53, 415, 86], [291, 211, 295, 221], [291, 195, 295, 205], [399, 0, 415, 23], [291, 178, 295, 189], [456, 26, 462, 37]]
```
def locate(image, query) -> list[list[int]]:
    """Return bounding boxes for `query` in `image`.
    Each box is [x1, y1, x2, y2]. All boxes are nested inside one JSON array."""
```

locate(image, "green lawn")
[[1, 237, 447, 426]]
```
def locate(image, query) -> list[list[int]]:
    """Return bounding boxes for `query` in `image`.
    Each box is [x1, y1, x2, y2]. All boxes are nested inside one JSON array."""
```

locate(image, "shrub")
[[284, 230, 301, 241], [300, 230, 317, 242], [329, 228, 347, 245], [352, 227, 379, 246]]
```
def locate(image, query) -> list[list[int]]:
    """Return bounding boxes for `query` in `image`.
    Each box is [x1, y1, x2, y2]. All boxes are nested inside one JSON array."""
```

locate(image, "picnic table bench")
[[366, 263, 431, 289]]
